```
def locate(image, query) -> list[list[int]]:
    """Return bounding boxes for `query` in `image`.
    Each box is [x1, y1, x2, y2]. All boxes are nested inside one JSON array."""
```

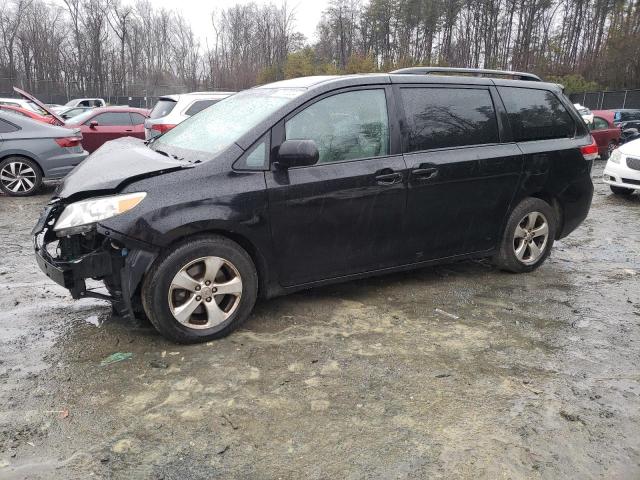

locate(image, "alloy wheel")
[[513, 211, 549, 265], [0, 161, 37, 194], [168, 256, 243, 329]]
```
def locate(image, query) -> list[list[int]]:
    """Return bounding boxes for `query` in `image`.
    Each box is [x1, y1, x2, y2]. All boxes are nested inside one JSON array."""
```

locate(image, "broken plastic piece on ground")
[[100, 352, 133, 366]]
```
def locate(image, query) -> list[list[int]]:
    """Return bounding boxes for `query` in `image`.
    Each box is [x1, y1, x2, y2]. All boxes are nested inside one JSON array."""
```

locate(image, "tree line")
[[0, 0, 638, 100]]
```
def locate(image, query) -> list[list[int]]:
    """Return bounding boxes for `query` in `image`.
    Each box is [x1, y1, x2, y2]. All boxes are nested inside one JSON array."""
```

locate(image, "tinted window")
[[78, 100, 91, 107], [130, 112, 146, 125], [400, 88, 499, 152], [0, 118, 19, 133], [89, 112, 132, 126], [185, 100, 218, 116], [620, 110, 640, 121], [150, 99, 176, 119], [499, 87, 575, 142], [285, 89, 389, 164], [591, 117, 609, 131]]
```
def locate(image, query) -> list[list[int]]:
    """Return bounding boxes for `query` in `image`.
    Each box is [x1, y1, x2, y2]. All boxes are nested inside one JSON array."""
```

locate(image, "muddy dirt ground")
[[0, 162, 638, 479]]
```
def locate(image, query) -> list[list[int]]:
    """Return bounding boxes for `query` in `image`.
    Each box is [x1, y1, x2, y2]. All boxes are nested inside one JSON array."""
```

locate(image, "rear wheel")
[[493, 197, 556, 273], [602, 141, 617, 160], [142, 235, 258, 343], [610, 185, 635, 196], [0, 157, 42, 196]]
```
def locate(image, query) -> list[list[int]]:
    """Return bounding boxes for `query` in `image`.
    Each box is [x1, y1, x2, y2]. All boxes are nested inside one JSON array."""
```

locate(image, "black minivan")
[[33, 68, 595, 343]]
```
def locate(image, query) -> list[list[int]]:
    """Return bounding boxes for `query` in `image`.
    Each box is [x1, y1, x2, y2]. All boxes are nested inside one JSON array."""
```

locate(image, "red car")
[[0, 104, 62, 125], [65, 107, 150, 153], [590, 110, 622, 159]]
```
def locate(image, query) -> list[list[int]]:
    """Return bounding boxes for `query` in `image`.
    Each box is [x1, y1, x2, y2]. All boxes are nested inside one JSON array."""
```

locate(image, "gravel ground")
[[0, 162, 638, 479]]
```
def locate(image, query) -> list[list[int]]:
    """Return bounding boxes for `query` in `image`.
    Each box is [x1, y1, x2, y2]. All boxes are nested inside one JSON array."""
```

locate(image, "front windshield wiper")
[[152, 148, 185, 162]]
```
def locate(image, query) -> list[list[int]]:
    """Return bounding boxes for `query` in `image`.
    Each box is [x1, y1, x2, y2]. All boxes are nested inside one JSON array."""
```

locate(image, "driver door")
[[265, 87, 408, 287]]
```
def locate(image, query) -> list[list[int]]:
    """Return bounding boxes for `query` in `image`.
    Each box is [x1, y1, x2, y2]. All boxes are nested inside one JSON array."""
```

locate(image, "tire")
[[141, 235, 258, 343], [610, 185, 635, 196], [601, 141, 616, 161], [493, 197, 557, 273], [0, 156, 42, 196]]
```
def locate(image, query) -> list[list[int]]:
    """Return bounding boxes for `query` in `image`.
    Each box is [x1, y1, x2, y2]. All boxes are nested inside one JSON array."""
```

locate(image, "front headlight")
[[609, 149, 622, 164], [54, 192, 146, 232]]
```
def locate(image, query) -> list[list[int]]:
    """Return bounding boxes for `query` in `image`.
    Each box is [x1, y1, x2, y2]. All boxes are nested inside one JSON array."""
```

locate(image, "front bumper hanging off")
[[32, 202, 157, 317]]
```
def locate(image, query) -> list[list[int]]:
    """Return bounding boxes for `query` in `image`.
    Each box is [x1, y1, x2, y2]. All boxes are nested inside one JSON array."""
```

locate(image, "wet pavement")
[[0, 163, 639, 479]]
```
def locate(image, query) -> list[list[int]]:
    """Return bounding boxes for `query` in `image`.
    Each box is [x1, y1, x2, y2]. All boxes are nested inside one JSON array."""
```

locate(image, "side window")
[[498, 87, 575, 142], [285, 89, 389, 164], [400, 87, 499, 152], [234, 133, 269, 170], [88, 112, 133, 126], [130, 112, 146, 125], [591, 117, 609, 131], [78, 100, 90, 107], [0, 118, 19, 133], [185, 100, 218, 116]]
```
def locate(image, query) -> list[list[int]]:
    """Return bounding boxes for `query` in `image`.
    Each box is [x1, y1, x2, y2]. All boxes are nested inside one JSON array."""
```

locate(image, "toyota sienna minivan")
[[33, 68, 595, 343]]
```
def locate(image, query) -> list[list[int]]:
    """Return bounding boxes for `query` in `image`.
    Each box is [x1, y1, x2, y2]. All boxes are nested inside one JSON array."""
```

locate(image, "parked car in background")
[[574, 103, 594, 124], [604, 108, 640, 127], [603, 138, 640, 196], [58, 106, 93, 120], [64, 106, 150, 153], [0, 97, 49, 116], [53, 98, 106, 112], [33, 69, 594, 343], [0, 104, 62, 126], [144, 91, 235, 139], [588, 111, 621, 159], [0, 112, 87, 196]]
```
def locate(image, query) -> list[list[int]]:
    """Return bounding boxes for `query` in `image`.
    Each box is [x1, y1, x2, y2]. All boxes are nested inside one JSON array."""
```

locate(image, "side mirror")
[[275, 139, 319, 169], [89, 120, 98, 129]]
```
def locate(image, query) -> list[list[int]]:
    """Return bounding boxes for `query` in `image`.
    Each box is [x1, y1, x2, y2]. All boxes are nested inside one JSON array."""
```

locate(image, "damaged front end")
[[33, 198, 157, 319]]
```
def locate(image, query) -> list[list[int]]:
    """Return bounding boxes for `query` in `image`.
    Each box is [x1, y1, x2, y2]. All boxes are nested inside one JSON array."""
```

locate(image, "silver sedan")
[[0, 112, 88, 196]]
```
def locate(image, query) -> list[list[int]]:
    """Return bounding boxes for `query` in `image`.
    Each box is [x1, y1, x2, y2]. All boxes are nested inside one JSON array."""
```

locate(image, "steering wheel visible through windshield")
[[150, 88, 304, 162]]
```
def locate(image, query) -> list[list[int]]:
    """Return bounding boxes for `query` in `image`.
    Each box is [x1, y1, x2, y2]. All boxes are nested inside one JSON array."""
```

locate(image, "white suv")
[[145, 91, 235, 139]]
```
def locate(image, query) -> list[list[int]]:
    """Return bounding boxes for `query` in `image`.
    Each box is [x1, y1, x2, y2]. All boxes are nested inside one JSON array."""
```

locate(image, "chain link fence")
[[569, 90, 640, 110]]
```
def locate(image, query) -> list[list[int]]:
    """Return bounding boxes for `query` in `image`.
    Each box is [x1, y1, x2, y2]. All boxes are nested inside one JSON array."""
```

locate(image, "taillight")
[[581, 138, 598, 161], [151, 123, 176, 134], [55, 136, 82, 148]]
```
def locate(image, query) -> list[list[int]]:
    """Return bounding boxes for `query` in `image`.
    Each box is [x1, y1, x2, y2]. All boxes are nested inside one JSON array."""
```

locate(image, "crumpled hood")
[[55, 137, 191, 199]]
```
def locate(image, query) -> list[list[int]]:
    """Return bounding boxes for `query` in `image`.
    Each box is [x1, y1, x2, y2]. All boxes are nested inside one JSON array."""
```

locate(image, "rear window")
[[150, 99, 177, 119], [184, 99, 218, 116], [400, 87, 499, 152], [498, 87, 575, 142]]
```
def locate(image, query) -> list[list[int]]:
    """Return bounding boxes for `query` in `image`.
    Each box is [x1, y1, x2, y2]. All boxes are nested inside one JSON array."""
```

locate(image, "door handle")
[[412, 167, 438, 180], [125, 129, 133, 132], [375, 172, 403, 185]]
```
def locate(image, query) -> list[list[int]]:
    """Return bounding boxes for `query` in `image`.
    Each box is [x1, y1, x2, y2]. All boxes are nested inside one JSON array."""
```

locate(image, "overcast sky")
[[134, 0, 330, 44]]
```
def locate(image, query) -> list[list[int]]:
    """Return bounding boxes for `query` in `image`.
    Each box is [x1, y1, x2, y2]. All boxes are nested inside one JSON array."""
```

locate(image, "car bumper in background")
[[603, 158, 640, 190]]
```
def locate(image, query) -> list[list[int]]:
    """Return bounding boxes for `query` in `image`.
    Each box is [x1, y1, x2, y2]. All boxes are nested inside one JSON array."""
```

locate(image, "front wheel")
[[493, 198, 557, 273], [141, 235, 258, 343], [610, 185, 635, 196]]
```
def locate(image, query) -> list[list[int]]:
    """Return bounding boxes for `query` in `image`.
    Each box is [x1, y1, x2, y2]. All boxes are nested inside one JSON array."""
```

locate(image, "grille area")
[[627, 156, 640, 171], [622, 178, 640, 186]]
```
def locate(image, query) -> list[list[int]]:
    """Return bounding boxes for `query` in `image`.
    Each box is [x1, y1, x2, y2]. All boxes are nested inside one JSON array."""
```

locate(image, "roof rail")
[[390, 67, 542, 82]]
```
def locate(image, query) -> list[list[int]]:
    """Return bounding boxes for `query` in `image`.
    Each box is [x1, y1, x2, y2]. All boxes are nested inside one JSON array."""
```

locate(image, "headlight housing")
[[609, 148, 622, 164], [54, 192, 146, 233]]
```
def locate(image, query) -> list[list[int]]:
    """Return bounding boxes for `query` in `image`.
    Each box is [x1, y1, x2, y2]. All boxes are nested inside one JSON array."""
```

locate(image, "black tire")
[[601, 141, 616, 161], [610, 185, 635, 196], [493, 197, 557, 273], [141, 235, 258, 343], [0, 156, 42, 196]]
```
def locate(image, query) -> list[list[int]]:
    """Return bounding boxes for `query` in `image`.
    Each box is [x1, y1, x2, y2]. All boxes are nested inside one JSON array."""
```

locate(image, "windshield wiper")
[[153, 148, 185, 162]]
